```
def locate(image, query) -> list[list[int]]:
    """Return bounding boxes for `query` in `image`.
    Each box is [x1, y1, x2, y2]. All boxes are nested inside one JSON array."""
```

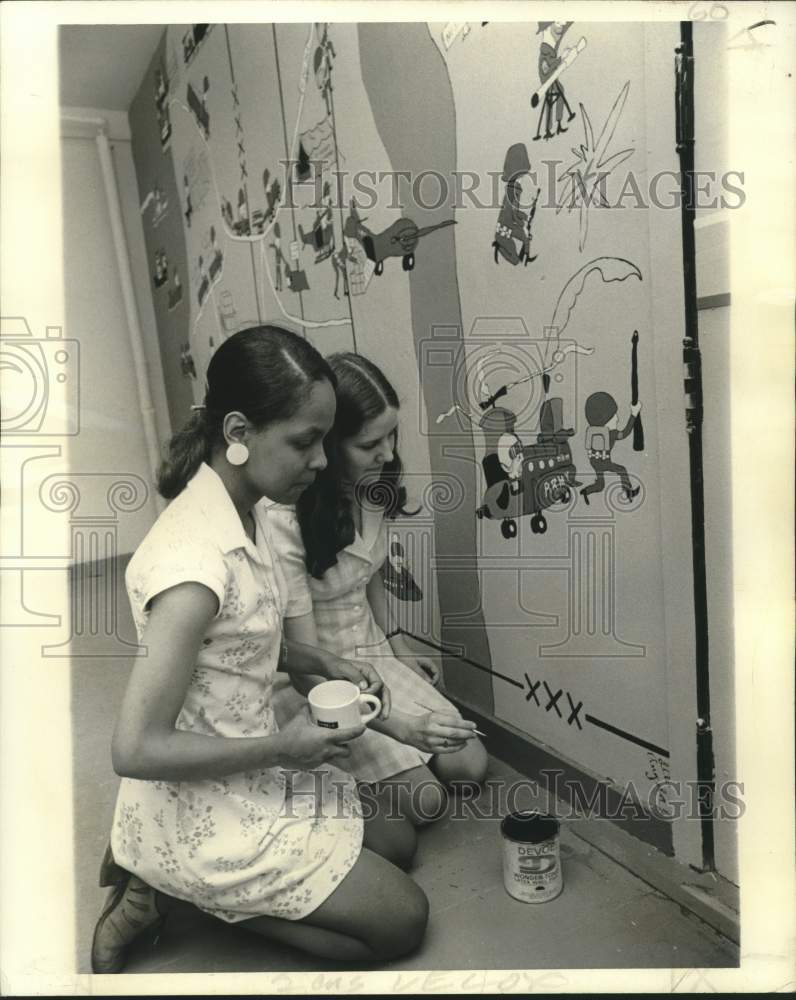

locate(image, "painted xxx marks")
[[524, 673, 583, 729]]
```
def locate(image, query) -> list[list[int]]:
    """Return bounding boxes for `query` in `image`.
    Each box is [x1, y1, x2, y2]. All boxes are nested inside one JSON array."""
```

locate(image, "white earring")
[[226, 442, 249, 466]]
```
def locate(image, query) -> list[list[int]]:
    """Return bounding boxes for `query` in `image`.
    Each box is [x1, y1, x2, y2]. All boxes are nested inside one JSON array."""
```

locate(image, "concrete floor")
[[71, 560, 738, 973], [73, 658, 738, 974]]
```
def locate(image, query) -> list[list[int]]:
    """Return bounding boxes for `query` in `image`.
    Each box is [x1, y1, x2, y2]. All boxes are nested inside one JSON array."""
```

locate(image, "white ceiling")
[[59, 25, 164, 111]]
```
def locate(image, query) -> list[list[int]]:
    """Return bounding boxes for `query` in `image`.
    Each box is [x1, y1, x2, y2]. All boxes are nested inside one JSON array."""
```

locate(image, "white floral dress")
[[110, 463, 363, 924], [268, 503, 454, 784]]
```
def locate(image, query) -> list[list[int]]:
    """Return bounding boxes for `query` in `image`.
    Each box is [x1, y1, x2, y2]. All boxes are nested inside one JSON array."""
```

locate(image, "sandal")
[[91, 848, 165, 974]]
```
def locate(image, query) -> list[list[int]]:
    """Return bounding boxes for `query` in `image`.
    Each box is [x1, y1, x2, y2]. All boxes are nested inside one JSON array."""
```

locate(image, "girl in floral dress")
[[270, 353, 488, 826], [91, 328, 427, 973]]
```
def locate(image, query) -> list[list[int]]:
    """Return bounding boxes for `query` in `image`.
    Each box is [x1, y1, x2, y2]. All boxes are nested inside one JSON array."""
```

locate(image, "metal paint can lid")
[[500, 810, 559, 844]]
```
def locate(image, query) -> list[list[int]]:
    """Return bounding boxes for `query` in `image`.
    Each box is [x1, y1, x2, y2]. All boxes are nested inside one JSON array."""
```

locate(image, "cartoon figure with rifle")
[[438, 347, 589, 538], [580, 331, 644, 505], [531, 22, 585, 141], [474, 391, 583, 539], [493, 143, 539, 266]]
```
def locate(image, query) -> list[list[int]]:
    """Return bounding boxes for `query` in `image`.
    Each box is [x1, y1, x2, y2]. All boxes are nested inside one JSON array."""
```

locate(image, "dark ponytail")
[[157, 325, 335, 499], [157, 409, 210, 500]]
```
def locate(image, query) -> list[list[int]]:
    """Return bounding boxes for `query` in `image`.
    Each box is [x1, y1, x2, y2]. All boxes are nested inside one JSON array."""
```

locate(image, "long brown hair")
[[295, 352, 415, 578]]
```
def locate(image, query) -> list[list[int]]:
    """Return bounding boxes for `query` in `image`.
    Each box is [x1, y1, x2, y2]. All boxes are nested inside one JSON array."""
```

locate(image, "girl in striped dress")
[[270, 353, 487, 826]]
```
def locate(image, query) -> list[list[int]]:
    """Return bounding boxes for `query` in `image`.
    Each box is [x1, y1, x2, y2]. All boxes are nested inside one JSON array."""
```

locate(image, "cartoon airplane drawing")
[[298, 211, 335, 263], [344, 200, 456, 275]]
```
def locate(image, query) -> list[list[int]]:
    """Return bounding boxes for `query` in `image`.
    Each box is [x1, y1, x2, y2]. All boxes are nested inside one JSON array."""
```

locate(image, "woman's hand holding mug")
[[321, 653, 391, 720], [308, 679, 382, 731], [274, 706, 365, 770]]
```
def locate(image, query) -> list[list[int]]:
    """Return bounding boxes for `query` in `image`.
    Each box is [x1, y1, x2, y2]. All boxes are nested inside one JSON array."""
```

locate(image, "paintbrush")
[[413, 700, 487, 738]]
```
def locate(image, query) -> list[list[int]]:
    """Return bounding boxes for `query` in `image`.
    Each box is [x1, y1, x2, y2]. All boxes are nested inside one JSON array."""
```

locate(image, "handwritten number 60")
[[688, 1, 729, 20]]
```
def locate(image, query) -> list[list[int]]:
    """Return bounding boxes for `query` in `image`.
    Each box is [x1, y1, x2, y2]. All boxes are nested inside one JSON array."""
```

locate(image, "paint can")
[[500, 810, 563, 903]]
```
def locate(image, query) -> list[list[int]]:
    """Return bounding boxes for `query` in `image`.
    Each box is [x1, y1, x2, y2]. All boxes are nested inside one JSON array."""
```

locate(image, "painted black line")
[[397, 629, 524, 690], [222, 30, 248, 210], [272, 24, 306, 329], [585, 715, 669, 758], [222, 26, 261, 322], [326, 56, 358, 354], [397, 630, 669, 758], [249, 249, 262, 322]]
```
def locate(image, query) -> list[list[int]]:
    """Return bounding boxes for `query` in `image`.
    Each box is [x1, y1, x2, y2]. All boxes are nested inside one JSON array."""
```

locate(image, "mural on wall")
[[727, 18, 777, 51], [262, 22, 356, 328], [268, 223, 286, 292], [580, 387, 642, 506], [285, 260, 310, 294], [434, 254, 644, 539], [436, 340, 587, 539], [298, 181, 335, 262], [130, 20, 685, 809], [168, 266, 183, 311], [556, 80, 635, 251], [340, 204, 374, 294], [441, 21, 489, 50], [330, 239, 353, 298], [344, 200, 457, 277], [155, 62, 172, 151], [194, 25, 354, 353], [542, 256, 643, 371], [182, 24, 214, 66], [182, 174, 193, 228], [577, 326, 646, 506], [492, 143, 540, 266], [153, 248, 169, 288], [186, 74, 211, 138], [630, 330, 645, 451], [442, 22, 472, 50], [194, 224, 225, 310], [475, 394, 580, 538], [294, 119, 336, 186], [140, 184, 170, 228], [381, 536, 423, 602], [313, 22, 336, 114], [531, 22, 585, 141], [139, 20, 469, 354], [179, 342, 197, 379]]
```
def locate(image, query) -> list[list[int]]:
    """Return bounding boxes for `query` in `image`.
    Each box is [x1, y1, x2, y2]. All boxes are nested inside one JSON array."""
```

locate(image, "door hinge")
[[683, 337, 703, 433]]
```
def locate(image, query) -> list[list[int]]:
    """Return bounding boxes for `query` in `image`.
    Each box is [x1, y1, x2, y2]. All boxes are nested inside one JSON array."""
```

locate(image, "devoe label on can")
[[500, 810, 563, 903]]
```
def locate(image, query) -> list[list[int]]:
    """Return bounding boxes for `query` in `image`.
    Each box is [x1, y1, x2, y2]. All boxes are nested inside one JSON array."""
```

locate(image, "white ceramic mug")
[[308, 679, 381, 730]]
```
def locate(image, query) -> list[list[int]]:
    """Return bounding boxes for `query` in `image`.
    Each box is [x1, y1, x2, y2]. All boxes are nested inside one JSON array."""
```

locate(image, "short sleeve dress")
[[110, 463, 363, 924], [268, 502, 455, 785]]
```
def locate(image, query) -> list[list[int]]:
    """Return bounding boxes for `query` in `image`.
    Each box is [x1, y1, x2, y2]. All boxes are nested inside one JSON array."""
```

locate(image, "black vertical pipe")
[[676, 21, 715, 871]]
